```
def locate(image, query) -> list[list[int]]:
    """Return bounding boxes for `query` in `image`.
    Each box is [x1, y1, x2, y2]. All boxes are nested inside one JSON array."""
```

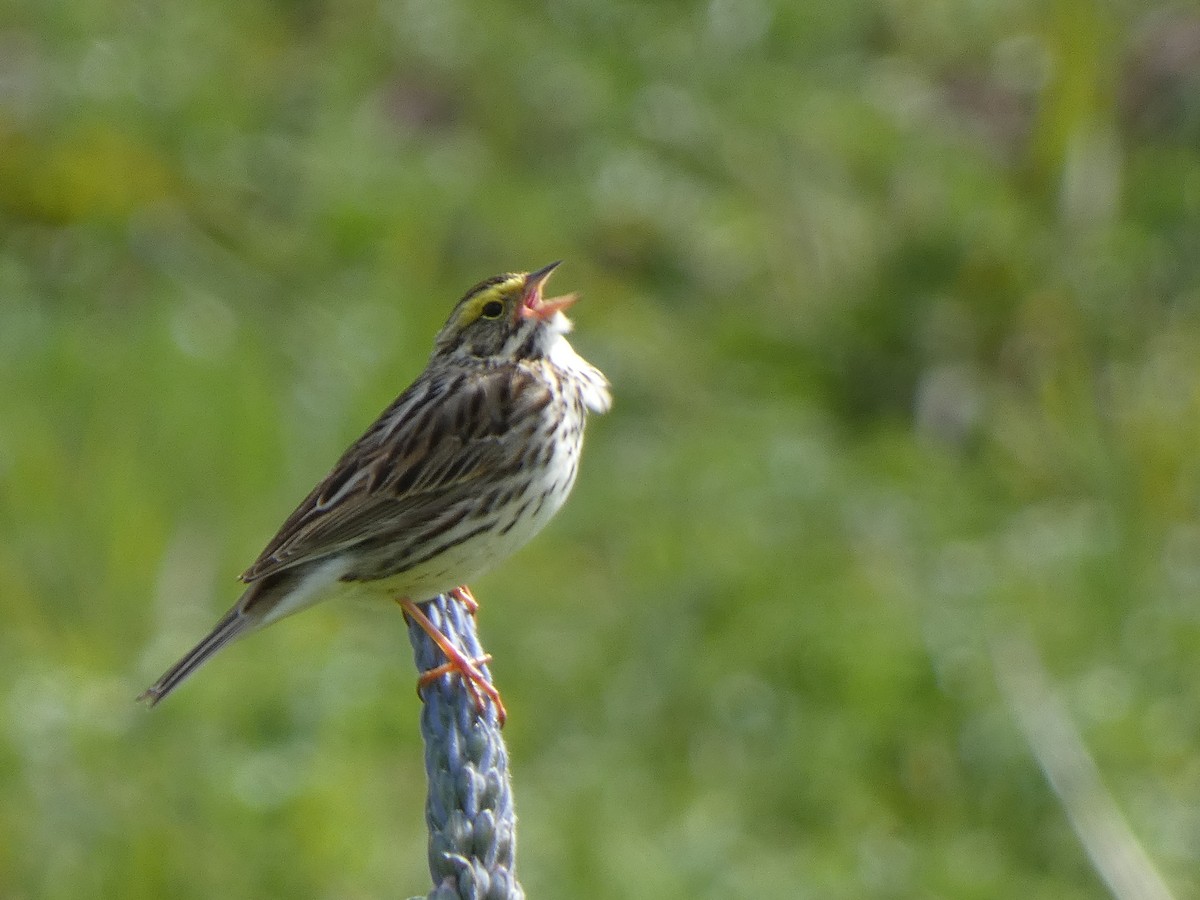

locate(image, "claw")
[[449, 585, 479, 615]]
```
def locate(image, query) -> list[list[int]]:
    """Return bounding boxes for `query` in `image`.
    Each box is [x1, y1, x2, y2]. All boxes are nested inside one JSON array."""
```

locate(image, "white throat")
[[546, 324, 612, 414]]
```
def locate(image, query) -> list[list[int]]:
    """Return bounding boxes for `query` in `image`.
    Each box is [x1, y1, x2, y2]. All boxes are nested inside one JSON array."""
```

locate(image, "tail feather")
[[138, 604, 256, 706]]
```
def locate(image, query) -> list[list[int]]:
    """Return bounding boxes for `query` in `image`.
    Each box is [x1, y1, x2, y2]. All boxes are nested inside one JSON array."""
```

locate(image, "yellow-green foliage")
[[2, 1, 1199, 897]]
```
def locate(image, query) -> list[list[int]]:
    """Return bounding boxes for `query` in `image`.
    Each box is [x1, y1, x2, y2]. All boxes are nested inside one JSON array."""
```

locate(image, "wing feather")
[[240, 363, 550, 583]]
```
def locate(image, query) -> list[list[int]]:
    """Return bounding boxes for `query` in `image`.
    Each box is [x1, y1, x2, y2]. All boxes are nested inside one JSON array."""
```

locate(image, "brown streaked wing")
[[239, 364, 550, 583]]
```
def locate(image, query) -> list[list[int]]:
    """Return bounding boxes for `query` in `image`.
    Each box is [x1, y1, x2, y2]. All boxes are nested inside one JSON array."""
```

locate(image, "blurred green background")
[[3, 0, 1199, 897]]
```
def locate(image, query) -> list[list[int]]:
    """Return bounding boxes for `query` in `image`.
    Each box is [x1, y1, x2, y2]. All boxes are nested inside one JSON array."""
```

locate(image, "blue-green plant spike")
[[405, 594, 524, 900]]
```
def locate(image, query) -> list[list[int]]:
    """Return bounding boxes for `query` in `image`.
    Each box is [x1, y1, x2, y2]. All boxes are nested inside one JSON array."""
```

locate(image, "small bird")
[[140, 262, 610, 721]]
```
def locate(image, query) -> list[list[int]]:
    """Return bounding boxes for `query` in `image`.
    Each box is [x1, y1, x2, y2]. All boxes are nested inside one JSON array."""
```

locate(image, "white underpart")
[[258, 555, 354, 626], [546, 312, 612, 413]]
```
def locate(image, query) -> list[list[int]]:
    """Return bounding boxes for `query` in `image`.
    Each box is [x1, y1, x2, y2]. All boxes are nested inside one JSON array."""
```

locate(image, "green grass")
[[2, 0, 1199, 896]]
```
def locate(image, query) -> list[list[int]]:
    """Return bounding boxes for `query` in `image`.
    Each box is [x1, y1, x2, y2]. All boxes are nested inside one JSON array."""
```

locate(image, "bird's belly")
[[348, 444, 581, 605]]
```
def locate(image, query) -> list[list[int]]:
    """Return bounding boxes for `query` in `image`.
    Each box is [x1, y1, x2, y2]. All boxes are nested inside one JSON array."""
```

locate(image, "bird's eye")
[[480, 300, 504, 319]]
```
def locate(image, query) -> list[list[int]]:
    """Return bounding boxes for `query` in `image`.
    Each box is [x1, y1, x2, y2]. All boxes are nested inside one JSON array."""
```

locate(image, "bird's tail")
[[138, 603, 256, 706]]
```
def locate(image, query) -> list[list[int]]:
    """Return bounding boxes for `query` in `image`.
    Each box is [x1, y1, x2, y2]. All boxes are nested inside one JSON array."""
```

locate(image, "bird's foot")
[[398, 597, 506, 726]]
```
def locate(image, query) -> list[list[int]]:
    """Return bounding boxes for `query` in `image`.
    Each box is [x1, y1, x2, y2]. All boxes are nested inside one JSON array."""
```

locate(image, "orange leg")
[[397, 597, 506, 726], [449, 585, 479, 615]]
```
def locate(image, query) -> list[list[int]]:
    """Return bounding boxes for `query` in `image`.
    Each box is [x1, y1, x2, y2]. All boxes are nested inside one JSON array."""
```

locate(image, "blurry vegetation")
[[2, 0, 1199, 897]]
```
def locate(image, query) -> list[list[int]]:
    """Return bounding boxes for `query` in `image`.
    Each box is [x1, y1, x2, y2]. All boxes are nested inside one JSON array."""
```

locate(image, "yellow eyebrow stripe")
[[454, 275, 524, 328]]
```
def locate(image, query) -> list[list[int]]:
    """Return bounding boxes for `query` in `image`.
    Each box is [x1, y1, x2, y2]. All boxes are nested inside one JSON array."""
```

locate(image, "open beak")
[[520, 260, 578, 321]]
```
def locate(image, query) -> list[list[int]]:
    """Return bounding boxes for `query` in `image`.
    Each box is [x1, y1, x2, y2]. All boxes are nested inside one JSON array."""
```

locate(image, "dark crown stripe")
[[458, 274, 517, 305]]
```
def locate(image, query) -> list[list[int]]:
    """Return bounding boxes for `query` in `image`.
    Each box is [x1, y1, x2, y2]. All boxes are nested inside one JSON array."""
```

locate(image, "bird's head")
[[434, 261, 578, 361]]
